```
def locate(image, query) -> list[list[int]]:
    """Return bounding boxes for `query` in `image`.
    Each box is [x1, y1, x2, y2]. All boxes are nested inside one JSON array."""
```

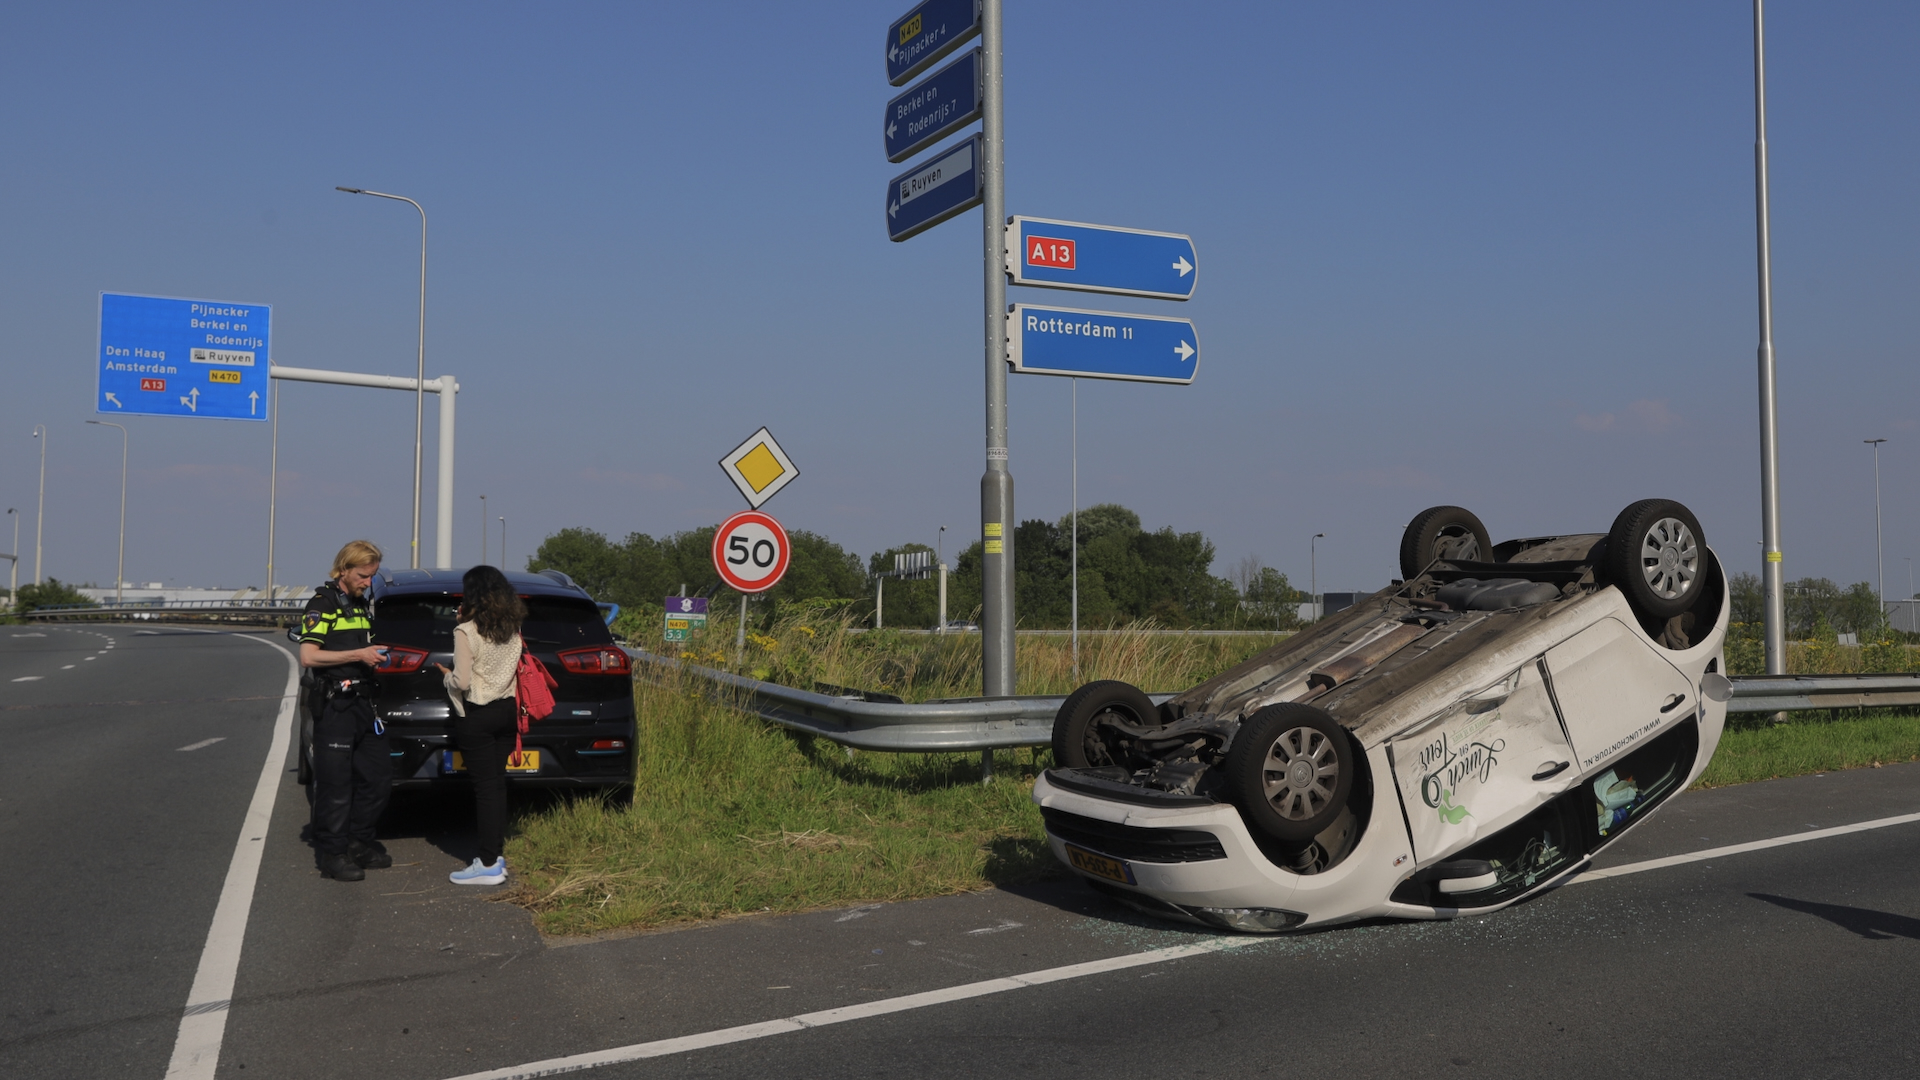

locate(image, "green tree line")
[[528, 503, 1304, 632]]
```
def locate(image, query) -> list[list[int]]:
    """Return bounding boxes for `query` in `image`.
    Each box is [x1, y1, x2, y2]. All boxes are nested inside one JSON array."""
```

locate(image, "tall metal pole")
[[978, 0, 1011, 782], [266, 378, 279, 598], [480, 494, 488, 567], [1752, 1, 1787, 675], [1071, 378, 1079, 681], [87, 421, 127, 605], [435, 373, 457, 567], [1311, 533, 1324, 623], [7, 508, 17, 605], [938, 525, 948, 633], [498, 516, 506, 572], [1867, 439, 1886, 606], [336, 187, 428, 568], [33, 425, 46, 585]]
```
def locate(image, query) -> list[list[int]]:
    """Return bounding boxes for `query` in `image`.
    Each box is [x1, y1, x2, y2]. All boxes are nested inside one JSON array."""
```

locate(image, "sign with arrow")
[[1005, 217, 1198, 300], [1007, 304, 1200, 385], [97, 292, 271, 421], [885, 47, 981, 163], [886, 0, 980, 86], [887, 134, 984, 242]]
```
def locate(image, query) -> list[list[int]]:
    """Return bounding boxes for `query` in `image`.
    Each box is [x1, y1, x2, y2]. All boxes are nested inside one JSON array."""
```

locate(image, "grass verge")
[[1693, 709, 1920, 787]]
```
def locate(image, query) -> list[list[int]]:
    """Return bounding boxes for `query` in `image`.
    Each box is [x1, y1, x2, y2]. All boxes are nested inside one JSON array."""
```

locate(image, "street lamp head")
[[1314, 532, 1325, 539], [1866, 438, 1887, 446], [335, 186, 365, 194]]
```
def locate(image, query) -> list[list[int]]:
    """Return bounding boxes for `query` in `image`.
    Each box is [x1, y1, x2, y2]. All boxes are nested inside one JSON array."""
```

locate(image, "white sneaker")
[[449, 857, 507, 885]]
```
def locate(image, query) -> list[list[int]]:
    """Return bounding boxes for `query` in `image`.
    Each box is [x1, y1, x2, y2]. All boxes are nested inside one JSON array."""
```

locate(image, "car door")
[[1388, 660, 1580, 865], [1543, 617, 1695, 775]]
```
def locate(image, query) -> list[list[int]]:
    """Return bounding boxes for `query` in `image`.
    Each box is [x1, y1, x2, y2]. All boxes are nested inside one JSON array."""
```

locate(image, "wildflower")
[[799, 626, 817, 639]]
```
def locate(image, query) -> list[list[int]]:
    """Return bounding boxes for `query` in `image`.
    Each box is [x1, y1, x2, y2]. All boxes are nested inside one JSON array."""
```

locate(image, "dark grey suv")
[[295, 568, 635, 791]]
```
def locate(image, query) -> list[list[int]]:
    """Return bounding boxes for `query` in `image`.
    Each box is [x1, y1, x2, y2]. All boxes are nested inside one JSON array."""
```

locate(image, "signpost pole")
[[979, 0, 1012, 737], [1752, 0, 1786, 676], [267, 379, 279, 598]]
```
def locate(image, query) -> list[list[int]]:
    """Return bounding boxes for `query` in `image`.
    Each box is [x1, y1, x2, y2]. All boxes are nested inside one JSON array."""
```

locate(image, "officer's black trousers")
[[310, 694, 391, 857]]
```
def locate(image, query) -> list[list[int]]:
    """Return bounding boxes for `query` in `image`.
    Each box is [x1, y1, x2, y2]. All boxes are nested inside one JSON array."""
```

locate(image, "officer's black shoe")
[[348, 839, 392, 870], [319, 853, 366, 881]]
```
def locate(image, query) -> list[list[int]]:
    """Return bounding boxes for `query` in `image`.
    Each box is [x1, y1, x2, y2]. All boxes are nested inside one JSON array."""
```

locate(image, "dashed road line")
[[177, 738, 228, 752]]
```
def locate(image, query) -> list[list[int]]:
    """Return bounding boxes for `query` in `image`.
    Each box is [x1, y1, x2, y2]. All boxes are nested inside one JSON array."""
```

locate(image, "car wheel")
[[1399, 506, 1493, 579], [1604, 499, 1707, 620], [1224, 703, 1356, 843], [1051, 680, 1158, 770]]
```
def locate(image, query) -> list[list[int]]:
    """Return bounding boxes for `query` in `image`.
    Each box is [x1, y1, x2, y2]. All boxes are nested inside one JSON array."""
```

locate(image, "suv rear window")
[[375, 593, 612, 650]]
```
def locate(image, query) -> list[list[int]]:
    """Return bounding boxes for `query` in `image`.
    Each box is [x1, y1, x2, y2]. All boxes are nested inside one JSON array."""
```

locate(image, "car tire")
[[1604, 499, 1707, 620], [1051, 680, 1159, 770], [1224, 703, 1356, 844], [1399, 506, 1494, 579]]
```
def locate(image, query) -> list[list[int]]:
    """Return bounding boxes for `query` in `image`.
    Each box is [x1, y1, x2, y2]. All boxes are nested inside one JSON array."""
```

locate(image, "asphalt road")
[[0, 625, 289, 1079], [5, 625, 1919, 1079]]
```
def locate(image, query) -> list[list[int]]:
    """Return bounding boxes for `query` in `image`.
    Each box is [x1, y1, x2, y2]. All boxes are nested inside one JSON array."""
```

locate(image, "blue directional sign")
[[886, 0, 981, 86], [97, 293, 271, 421], [1008, 304, 1199, 385], [887, 134, 983, 242], [885, 48, 982, 163], [1005, 217, 1198, 301]]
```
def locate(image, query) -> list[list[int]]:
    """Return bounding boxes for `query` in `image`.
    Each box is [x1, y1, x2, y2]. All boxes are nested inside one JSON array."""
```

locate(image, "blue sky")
[[3, 2, 1917, 599]]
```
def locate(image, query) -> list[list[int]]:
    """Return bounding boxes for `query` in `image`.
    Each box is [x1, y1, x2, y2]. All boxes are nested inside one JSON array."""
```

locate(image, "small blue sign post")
[[1007, 304, 1199, 385], [886, 0, 981, 86], [1005, 217, 1198, 300], [886, 134, 984, 242], [885, 48, 982, 163], [97, 292, 271, 421]]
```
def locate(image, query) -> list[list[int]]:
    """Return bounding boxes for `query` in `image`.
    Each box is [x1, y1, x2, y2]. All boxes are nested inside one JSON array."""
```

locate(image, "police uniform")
[[300, 579, 391, 867]]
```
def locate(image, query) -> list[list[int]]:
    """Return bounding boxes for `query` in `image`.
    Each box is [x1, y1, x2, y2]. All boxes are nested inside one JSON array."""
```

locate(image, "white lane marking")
[[61, 665, 74, 670], [438, 936, 1265, 1080], [1568, 810, 1920, 884], [84, 655, 96, 661], [136, 630, 159, 635], [11, 632, 46, 637], [12, 676, 42, 682], [834, 905, 882, 923], [164, 632, 298, 1080], [177, 738, 228, 752], [438, 805, 1920, 1080]]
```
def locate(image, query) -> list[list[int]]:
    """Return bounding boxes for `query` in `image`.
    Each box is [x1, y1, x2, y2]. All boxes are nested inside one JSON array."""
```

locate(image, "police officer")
[[299, 539, 394, 882]]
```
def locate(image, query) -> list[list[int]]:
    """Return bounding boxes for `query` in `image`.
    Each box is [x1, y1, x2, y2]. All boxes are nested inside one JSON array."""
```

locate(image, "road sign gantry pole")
[[1752, 0, 1786, 675], [979, 0, 1013, 761]]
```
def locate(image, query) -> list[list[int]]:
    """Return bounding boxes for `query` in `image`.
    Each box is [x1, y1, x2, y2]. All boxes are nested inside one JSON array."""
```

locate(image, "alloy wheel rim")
[[1638, 516, 1698, 600], [1260, 726, 1339, 820]]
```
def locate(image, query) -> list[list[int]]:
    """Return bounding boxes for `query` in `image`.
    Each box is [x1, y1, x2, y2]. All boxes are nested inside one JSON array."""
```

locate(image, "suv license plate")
[[1064, 843, 1135, 885], [443, 750, 541, 774]]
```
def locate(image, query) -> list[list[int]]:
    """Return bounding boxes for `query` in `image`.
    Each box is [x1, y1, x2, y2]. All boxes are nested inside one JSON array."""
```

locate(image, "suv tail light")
[[375, 645, 429, 673], [557, 645, 631, 675]]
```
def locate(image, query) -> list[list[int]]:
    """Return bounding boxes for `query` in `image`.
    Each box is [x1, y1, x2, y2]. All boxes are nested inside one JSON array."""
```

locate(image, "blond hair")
[[330, 540, 384, 578]]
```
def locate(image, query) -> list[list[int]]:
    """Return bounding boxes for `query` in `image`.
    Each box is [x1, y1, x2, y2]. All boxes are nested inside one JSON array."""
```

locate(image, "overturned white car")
[[1033, 499, 1730, 932]]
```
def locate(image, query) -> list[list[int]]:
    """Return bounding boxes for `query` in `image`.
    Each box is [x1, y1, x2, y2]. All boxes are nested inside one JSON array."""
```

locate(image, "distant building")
[[1298, 590, 1379, 623]]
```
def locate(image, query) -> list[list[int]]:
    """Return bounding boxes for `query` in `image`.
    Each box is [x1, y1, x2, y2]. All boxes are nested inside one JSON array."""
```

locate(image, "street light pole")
[[1311, 533, 1325, 623], [1866, 438, 1887, 606], [86, 420, 128, 606], [1752, 0, 1787, 675], [336, 185, 428, 569], [33, 425, 46, 585], [498, 516, 506, 572], [480, 494, 488, 567], [6, 508, 17, 607]]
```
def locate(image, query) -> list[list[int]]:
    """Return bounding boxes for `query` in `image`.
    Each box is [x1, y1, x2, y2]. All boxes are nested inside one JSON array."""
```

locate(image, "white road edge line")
[[437, 804, 1920, 1080], [439, 937, 1265, 1080], [1568, 809, 1920, 884], [164, 630, 298, 1080]]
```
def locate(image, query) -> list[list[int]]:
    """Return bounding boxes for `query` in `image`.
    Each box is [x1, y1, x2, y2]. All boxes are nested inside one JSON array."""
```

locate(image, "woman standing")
[[435, 565, 525, 885]]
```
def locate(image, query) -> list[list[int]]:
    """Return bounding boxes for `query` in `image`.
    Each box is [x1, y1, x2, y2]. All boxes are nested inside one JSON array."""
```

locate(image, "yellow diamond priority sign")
[[719, 427, 799, 509]]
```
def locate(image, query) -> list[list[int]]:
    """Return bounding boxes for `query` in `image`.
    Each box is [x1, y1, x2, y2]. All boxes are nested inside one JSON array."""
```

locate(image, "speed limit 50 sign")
[[712, 510, 791, 594]]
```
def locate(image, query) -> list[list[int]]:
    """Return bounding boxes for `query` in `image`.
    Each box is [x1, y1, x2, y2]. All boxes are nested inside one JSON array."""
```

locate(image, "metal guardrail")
[[629, 649, 1174, 752], [632, 648, 1920, 752], [1725, 673, 1920, 713]]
